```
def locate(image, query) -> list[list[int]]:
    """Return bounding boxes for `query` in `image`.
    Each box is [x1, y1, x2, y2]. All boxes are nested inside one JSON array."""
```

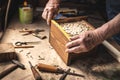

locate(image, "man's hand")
[[42, 0, 60, 25], [65, 30, 104, 53]]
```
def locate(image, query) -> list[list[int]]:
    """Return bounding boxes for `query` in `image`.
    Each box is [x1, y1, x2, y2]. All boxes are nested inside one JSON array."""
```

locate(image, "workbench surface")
[[0, 15, 120, 80]]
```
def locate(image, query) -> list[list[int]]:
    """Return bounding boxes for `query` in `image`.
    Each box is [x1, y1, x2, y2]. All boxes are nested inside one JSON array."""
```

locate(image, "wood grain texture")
[[50, 21, 69, 65]]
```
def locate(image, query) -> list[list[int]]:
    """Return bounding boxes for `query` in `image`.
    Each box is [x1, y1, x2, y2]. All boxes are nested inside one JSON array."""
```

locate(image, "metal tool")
[[12, 60, 25, 69], [59, 69, 70, 80], [32, 33, 47, 40], [19, 29, 45, 36], [36, 63, 85, 78], [0, 60, 25, 79], [19, 29, 45, 33], [29, 61, 42, 80], [15, 41, 40, 46]]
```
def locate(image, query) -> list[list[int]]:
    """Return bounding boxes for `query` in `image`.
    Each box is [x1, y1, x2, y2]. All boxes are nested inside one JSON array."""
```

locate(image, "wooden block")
[[49, 17, 96, 65], [0, 43, 18, 62]]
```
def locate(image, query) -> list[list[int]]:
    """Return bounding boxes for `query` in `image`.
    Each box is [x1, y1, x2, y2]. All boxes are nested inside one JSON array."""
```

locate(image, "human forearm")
[[48, 0, 61, 4], [95, 13, 120, 40], [46, 0, 61, 7], [46, 0, 61, 8]]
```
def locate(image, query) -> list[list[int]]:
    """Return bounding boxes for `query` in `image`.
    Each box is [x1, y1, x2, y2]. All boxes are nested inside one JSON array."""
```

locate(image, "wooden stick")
[[102, 40, 120, 62], [19, 29, 45, 33], [14, 46, 34, 48]]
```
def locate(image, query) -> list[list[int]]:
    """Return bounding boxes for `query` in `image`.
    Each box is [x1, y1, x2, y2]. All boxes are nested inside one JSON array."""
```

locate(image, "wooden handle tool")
[[36, 63, 58, 73], [29, 61, 42, 80], [0, 60, 25, 79], [36, 63, 85, 77]]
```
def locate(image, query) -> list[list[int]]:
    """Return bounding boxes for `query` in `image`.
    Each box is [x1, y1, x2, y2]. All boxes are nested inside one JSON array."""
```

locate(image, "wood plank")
[[50, 22, 69, 65]]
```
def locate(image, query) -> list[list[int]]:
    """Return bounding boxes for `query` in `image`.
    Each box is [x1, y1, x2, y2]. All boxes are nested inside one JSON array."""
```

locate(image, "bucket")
[[19, 4, 33, 24]]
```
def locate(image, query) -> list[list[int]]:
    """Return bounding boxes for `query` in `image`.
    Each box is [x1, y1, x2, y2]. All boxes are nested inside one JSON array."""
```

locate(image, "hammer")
[[0, 60, 26, 79]]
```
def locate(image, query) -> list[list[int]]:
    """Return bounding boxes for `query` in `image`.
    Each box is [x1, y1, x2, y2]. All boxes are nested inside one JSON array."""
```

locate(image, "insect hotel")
[[49, 17, 97, 65]]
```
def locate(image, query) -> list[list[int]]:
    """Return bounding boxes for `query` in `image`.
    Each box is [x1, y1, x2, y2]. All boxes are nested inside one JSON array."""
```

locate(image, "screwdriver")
[[29, 61, 42, 80], [36, 63, 85, 78]]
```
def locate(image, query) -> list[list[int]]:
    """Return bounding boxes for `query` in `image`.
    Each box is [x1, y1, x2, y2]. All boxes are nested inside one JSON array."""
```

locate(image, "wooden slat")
[[49, 21, 69, 65]]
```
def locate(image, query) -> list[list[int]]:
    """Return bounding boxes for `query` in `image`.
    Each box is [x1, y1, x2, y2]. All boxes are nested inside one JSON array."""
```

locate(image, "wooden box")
[[49, 17, 96, 65]]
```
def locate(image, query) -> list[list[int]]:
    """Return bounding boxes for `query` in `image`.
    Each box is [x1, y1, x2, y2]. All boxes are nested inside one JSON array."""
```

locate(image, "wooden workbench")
[[0, 15, 120, 80]]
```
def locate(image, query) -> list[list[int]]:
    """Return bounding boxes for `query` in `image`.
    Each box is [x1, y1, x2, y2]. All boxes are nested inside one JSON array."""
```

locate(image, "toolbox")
[[49, 16, 97, 65]]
